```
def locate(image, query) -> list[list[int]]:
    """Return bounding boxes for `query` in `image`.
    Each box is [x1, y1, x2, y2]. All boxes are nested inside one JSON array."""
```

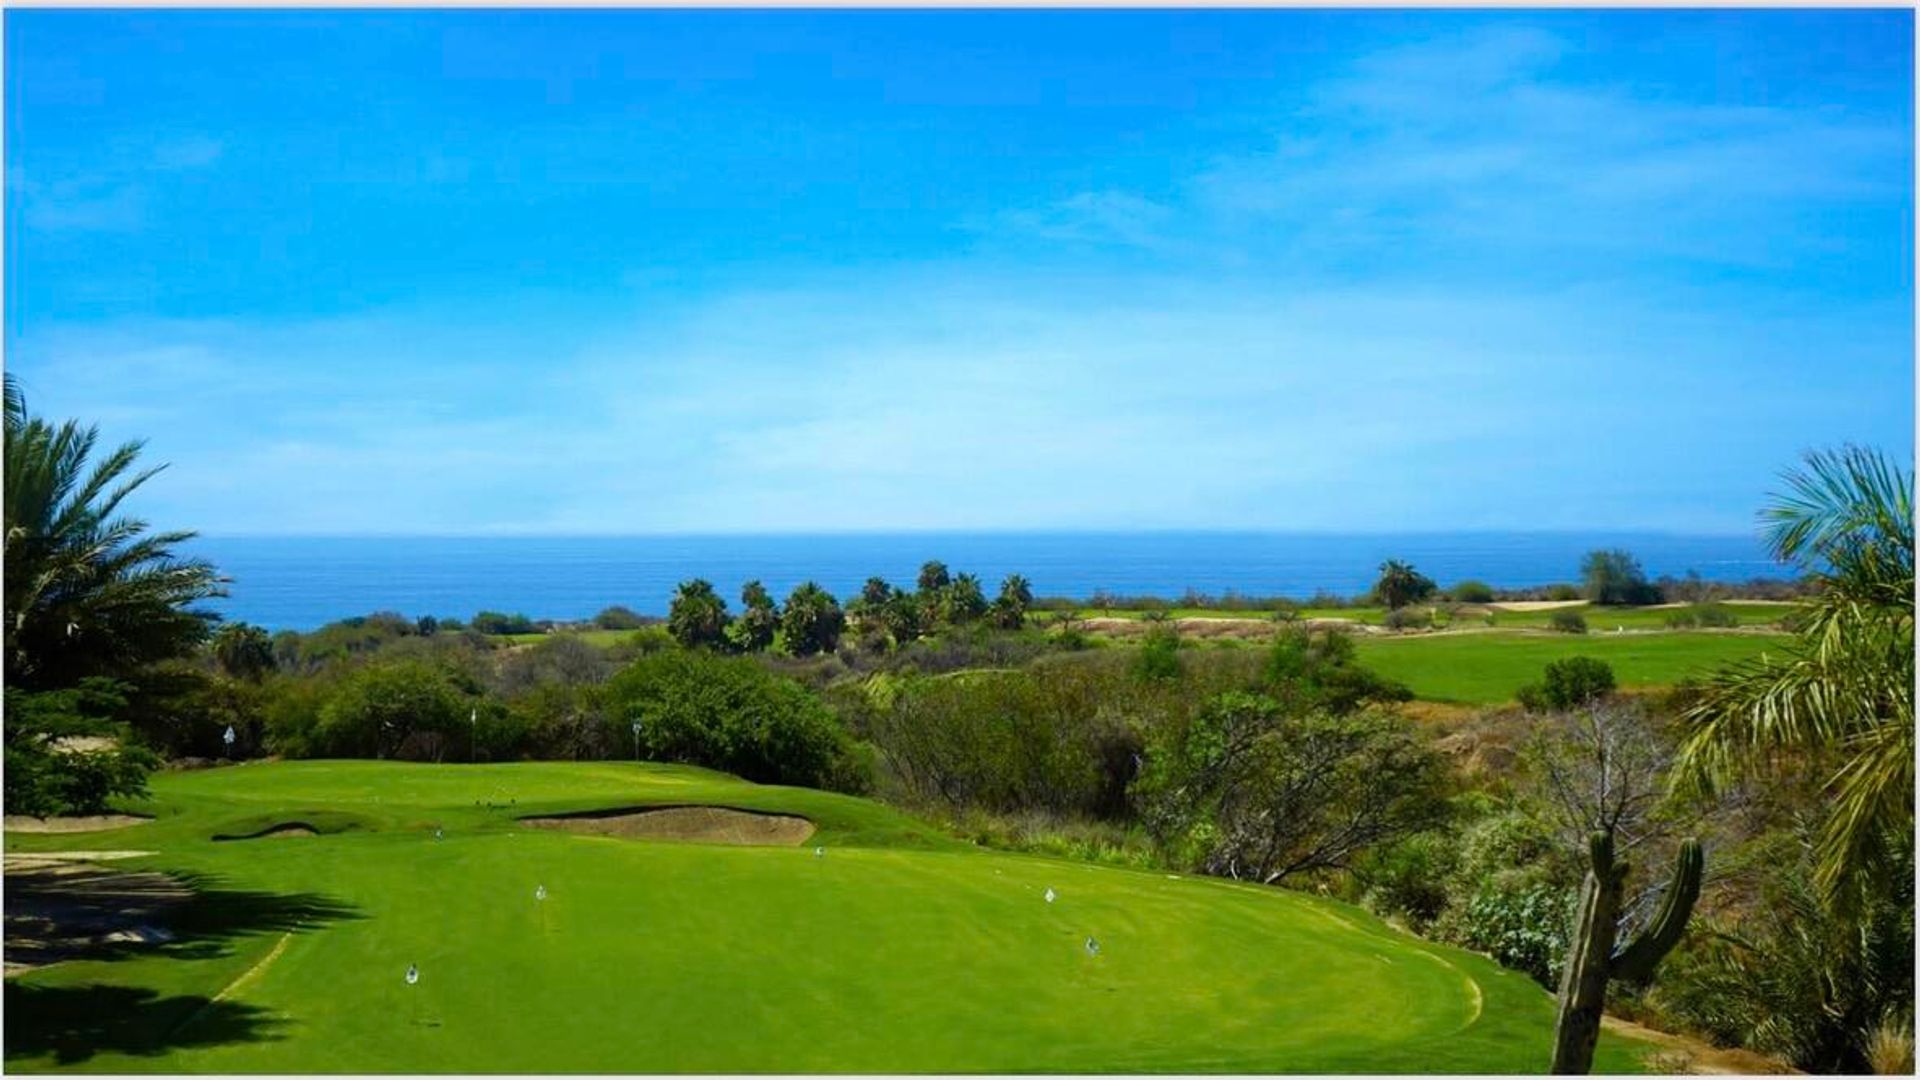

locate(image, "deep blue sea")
[[184, 533, 1787, 632]]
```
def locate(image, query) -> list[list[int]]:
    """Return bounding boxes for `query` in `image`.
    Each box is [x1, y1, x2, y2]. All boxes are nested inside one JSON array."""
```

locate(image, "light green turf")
[[1352, 631, 1787, 704], [502, 629, 639, 647], [5, 761, 1654, 1073], [1078, 602, 1797, 630]]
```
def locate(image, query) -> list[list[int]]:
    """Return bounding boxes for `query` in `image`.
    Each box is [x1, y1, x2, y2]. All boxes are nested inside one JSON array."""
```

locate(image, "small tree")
[[1518, 657, 1617, 713], [781, 582, 845, 657], [991, 573, 1033, 630], [1134, 691, 1448, 884], [593, 605, 646, 631], [1374, 560, 1437, 610], [732, 580, 780, 653], [1581, 549, 1661, 606], [879, 590, 925, 648], [210, 623, 275, 681], [1451, 580, 1496, 604], [666, 579, 731, 651], [916, 560, 951, 595], [943, 573, 989, 625]]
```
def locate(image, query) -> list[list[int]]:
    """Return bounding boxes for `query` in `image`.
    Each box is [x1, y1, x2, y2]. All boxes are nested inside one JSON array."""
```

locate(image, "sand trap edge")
[[520, 805, 817, 847]]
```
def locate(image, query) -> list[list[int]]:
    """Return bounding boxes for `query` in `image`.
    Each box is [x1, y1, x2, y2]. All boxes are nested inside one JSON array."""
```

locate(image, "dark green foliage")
[[1653, 837, 1914, 1073], [666, 579, 731, 651], [3, 377, 224, 693], [850, 661, 1141, 817], [1132, 624, 1183, 681], [877, 591, 925, 649], [1546, 584, 1583, 602], [991, 573, 1033, 630], [1262, 628, 1413, 714], [1517, 657, 1616, 713], [416, 615, 440, 636], [1373, 560, 1437, 610], [3, 680, 155, 816], [210, 623, 275, 680], [1581, 549, 1663, 606], [1133, 690, 1447, 884], [605, 650, 866, 791], [731, 581, 780, 653], [1451, 580, 1496, 604], [943, 573, 989, 625], [312, 660, 474, 761], [471, 611, 535, 635], [780, 582, 845, 657], [916, 560, 951, 594], [1548, 609, 1589, 634], [858, 577, 895, 609], [593, 605, 646, 631]]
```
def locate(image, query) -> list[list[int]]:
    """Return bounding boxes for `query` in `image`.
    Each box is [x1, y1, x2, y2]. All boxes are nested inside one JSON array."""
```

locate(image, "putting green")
[[5, 761, 1654, 1073]]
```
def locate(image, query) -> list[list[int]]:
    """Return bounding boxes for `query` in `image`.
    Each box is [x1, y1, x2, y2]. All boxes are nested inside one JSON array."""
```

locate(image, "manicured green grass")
[[501, 628, 639, 647], [1077, 602, 1797, 630], [1353, 631, 1787, 705], [6, 761, 1654, 1073]]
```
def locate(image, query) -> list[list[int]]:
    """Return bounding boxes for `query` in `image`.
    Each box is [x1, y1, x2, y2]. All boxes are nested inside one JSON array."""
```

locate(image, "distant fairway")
[[1353, 631, 1786, 705], [5, 761, 1656, 1073]]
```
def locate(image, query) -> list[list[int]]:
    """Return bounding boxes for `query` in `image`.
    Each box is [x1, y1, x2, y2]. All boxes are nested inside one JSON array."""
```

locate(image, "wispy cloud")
[[11, 132, 226, 233], [988, 26, 1906, 275]]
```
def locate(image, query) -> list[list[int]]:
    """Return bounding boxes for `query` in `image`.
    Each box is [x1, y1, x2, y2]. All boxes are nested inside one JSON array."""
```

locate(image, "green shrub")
[[605, 650, 864, 791], [1454, 882, 1576, 986], [1546, 584, 1582, 602], [1516, 656, 1616, 712], [593, 605, 647, 631], [1665, 603, 1738, 629], [1450, 580, 1496, 604], [1548, 609, 1588, 634], [471, 611, 536, 635], [314, 660, 473, 760], [1383, 606, 1432, 631], [1133, 625, 1183, 681]]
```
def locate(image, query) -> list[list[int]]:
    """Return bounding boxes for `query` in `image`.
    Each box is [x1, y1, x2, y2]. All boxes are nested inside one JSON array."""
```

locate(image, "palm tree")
[[1675, 446, 1913, 903], [4, 376, 223, 690], [665, 578, 730, 650]]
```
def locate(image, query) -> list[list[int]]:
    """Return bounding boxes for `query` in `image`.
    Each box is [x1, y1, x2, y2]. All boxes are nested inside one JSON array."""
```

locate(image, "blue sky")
[[6, 9, 1912, 535]]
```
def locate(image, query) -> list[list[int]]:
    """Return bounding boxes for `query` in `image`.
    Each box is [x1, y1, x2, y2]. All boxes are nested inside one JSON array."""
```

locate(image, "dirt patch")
[[1603, 1015, 1798, 1074], [3, 814, 151, 834], [522, 806, 816, 846], [4, 858, 189, 976]]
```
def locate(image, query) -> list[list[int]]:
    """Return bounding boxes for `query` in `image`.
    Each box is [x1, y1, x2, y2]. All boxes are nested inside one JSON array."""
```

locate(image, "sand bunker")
[[212, 823, 321, 841], [4, 858, 188, 975], [3, 814, 150, 834], [523, 806, 816, 846]]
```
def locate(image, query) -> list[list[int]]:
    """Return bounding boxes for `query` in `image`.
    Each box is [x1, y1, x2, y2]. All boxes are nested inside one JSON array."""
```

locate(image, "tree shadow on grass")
[[6, 865, 361, 969], [3, 982, 283, 1065]]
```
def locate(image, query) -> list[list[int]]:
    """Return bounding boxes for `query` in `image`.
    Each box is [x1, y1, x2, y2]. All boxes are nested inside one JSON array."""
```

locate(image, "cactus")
[[1549, 833, 1703, 1074]]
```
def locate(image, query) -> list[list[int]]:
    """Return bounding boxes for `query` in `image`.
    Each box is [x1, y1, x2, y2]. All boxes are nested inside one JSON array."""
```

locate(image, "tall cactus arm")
[[1609, 838, 1703, 984]]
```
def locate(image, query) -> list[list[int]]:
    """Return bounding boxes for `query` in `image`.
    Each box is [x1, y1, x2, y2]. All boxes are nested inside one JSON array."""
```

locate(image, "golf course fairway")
[[5, 761, 1656, 1073]]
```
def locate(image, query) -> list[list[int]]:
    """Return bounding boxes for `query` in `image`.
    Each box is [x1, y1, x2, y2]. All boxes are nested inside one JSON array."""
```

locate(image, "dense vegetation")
[[3, 385, 1905, 1074]]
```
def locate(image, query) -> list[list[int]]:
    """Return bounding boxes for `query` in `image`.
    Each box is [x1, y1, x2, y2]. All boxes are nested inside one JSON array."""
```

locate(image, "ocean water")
[[183, 532, 1786, 632]]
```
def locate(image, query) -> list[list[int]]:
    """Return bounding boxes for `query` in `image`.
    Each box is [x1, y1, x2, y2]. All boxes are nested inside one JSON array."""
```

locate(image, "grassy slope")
[[6, 761, 1653, 1074], [1352, 631, 1785, 705]]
